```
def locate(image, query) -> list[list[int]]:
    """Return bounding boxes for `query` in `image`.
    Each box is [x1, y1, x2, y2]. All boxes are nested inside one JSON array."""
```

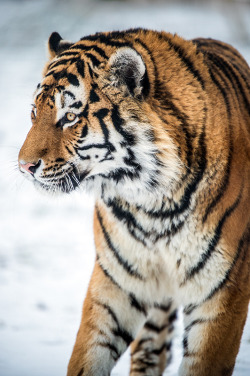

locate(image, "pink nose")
[[19, 162, 36, 174]]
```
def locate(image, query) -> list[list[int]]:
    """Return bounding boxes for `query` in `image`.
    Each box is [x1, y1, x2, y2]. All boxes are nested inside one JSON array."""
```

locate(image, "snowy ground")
[[0, 1, 250, 375]]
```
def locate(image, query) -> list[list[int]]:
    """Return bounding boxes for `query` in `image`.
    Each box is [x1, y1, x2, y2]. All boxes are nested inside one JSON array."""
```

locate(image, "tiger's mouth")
[[33, 169, 90, 194]]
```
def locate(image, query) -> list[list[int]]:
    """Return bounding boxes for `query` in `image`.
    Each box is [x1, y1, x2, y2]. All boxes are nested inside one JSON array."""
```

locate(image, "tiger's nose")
[[19, 160, 41, 175]]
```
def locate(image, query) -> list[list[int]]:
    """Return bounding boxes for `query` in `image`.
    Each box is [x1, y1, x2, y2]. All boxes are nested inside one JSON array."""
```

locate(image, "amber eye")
[[66, 112, 76, 122]]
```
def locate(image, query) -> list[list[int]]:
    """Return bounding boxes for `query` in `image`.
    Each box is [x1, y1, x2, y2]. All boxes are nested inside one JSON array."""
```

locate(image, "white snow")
[[0, 1, 249, 375]]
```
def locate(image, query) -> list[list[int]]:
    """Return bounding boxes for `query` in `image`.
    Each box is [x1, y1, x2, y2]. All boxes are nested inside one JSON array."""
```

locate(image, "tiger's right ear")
[[48, 32, 73, 59], [106, 47, 150, 99]]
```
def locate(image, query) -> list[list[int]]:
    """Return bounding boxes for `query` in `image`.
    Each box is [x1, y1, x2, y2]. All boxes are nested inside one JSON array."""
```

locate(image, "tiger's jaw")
[[34, 169, 90, 195]]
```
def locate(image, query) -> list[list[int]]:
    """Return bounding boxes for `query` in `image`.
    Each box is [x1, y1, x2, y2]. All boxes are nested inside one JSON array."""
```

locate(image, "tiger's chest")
[[95, 193, 223, 306]]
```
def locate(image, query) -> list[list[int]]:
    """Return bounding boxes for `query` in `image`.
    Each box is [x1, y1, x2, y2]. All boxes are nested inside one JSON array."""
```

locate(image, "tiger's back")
[[18, 29, 250, 376]]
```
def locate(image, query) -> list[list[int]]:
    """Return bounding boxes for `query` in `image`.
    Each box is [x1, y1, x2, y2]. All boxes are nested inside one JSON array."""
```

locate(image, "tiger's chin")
[[32, 170, 90, 196]]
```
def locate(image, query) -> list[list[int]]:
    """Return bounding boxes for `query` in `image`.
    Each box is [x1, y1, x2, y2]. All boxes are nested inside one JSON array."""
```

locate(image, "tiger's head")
[[18, 31, 182, 197]]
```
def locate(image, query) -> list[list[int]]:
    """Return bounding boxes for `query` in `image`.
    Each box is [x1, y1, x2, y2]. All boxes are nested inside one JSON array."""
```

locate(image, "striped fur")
[[18, 29, 250, 376]]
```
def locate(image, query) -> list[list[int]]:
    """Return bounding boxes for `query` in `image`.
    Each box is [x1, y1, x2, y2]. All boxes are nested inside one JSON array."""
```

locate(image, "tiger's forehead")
[[33, 78, 86, 111], [54, 83, 86, 109]]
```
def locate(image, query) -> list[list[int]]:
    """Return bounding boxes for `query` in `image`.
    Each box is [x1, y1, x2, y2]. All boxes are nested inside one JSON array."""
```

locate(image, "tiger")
[[18, 28, 249, 376]]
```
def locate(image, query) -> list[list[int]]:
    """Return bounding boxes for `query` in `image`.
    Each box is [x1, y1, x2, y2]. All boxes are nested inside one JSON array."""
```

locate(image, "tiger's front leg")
[[179, 290, 250, 376], [67, 260, 147, 376], [130, 301, 178, 376]]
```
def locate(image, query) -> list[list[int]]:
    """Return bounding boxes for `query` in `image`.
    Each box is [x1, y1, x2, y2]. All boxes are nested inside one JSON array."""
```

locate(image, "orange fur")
[[18, 29, 249, 376]]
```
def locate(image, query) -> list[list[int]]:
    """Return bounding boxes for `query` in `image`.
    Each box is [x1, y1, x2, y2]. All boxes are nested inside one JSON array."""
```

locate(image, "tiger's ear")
[[48, 32, 73, 59], [107, 47, 150, 98]]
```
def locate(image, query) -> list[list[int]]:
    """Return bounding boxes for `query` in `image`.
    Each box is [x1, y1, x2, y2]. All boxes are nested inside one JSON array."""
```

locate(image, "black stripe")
[[204, 225, 250, 301], [96, 208, 144, 280], [169, 309, 178, 323], [85, 45, 109, 59], [154, 302, 172, 312], [69, 101, 82, 109], [183, 304, 198, 315], [93, 108, 109, 140], [131, 338, 151, 356], [152, 343, 168, 355], [112, 326, 133, 347], [220, 57, 250, 114], [210, 54, 242, 100], [97, 342, 120, 361], [55, 85, 65, 93], [52, 69, 67, 81], [206, 49, 250, 109], [76, 153, 90, 161], [155, 94, 193, 169], [42, 170, 65, 179], [207, 53, 239, 116], [89, 87, 100, 103], [208, 64, 232, 116], [45, 70, 57, 78], [105, 168, 141, 184], [111, 105, 135, 146], [123, 148, 141, 170], [162, 35, 205, 89], [94, 300, 133, 346], [70, 43, 109, 59], [93, 108, 116, 152], [184, 188, 242, 283], [168, 324, 175, 334], [76, 368, 84, 376], [230, 60, 250, 91], [49, 57, 78, 70], [77, 143, 108, 151], [81, 33, 131, 48], [80, 125, 88, 138], [154, 218, 185, 242], [52, 70, 80, 87], [185, 318, 206, 333], [193, 38, 245, 64], [85, 52, 101, 67], [76, 59, 85, 78], [183, 336, 188, 351], [135, 360, 158, 368], [130, 366, 148, 374], [157, 121, 205, 220], [63, 90, 75, 100], [78, 103, 89, 120], [94, 300, 119, 326], [129, 293, 147, 315], [105, 198, 151, 244], [67, 73, 79, 87], [166, 341, 172, 352], [97, 255, 122, 290], [202, 147, 232, 224], [171, 104, 207, 218], [58, 50, 79, 57], [65, 145, 74, 156], [144, 321, 168, 333], [107, 28, 144, 39]]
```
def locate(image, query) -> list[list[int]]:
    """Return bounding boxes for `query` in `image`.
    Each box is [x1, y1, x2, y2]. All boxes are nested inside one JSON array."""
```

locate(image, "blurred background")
[[0, 1, 249, 375]]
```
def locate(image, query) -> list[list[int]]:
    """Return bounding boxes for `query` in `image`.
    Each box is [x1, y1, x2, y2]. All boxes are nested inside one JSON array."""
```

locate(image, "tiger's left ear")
[[48, 32, 73, 59], [108, 47, 150, 98]]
